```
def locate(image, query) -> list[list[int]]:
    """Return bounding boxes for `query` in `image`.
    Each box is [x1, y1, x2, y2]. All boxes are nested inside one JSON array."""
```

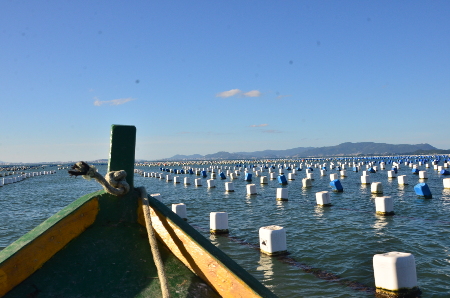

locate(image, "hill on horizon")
[[162, 142, 439, 160]]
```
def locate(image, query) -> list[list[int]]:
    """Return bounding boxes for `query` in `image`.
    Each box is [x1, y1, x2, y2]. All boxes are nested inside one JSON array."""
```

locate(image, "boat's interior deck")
[[5, 221, 220, 298]]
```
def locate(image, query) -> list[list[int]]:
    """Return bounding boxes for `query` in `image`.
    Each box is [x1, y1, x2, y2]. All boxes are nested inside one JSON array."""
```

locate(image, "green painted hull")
[[0, 125, 277, 297]]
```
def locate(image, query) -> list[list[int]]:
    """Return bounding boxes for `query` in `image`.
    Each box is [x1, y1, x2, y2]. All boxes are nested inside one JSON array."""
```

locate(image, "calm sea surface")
[[1, 160, 449, 297]]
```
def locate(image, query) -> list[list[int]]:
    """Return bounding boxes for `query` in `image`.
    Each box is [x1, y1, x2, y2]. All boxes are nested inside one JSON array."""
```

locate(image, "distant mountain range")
[[164, 142, 440, 160]]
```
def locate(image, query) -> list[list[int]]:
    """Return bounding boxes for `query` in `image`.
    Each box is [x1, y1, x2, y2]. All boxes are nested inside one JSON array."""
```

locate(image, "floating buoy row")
[[0, 170, 56, 187], [165, 194, 418, 297]]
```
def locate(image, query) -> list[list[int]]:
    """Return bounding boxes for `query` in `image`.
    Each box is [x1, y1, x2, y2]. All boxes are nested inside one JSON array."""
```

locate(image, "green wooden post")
[[107, 125, 136, 189]]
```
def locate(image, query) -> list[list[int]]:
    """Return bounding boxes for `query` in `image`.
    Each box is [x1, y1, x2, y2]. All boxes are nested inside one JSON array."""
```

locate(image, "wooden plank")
[[137, 196, 278, 298], [0, 197, 99, 296]]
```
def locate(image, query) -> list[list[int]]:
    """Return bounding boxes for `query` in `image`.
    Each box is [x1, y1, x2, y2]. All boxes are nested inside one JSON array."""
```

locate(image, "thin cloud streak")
[[216, 89, 242, 98], [216, 89, 262, 98], [250, 124, 268, 127], [243, 90, 262, 97], [94, 97, 135, 106]]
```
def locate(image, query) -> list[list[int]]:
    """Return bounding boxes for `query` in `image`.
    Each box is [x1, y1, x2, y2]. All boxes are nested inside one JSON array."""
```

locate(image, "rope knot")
[[69, 161, 130, 196]]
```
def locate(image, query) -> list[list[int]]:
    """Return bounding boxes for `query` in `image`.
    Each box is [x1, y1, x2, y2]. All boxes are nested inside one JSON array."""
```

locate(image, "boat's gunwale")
[[0, 189, 104, 263], [142, 194, 278, 298]]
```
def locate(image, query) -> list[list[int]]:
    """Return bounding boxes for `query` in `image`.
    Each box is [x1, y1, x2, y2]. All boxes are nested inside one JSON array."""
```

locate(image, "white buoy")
[[340, 170, 347, 177], [210, 212, 229, 234], [306, 173, 314, 180], [444, 162, 449, 168], [211, 173, 217, 179], [443, 178, 450, 189], [259, 226, 287, 256], [184, 177, 191, 185], [302, 178, 312, 188], [172, 203, 187, 220], [288, 173, 295, 180], [438, 166, 443, 172], [269, 172, 276, 179], [371, 182, 383, 194], [320, 170, 326, 176], [373, 252, 419, 297], [207, 179, 215, 188], [247, 184, 257, 195], [361, 175, 371, 184], [362, 170, 369, 176], [260, 176, 268, 184], [375, 196, 394, 215], [398, 175, 408, 185], [194, 178, 202, 186], [173, 176, 180, 183], [425, 163, 429, 168], [229, 173, 236, 179], [151, 193, 162, 201], [225, 182, 235, 192], [315, 191, 331, 206], [329, 173, 338, 181], [387, 170, 396, 178], [418, 171, 428, 179], [276, 188, 288, 201]]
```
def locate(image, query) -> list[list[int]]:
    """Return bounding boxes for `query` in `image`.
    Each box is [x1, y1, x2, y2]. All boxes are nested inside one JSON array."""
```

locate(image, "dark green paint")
[[108, 125, 136, 189], [5, 220, 219, 298]]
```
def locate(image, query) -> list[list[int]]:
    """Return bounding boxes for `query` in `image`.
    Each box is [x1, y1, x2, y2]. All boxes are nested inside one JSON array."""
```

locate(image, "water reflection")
[[256, 253, 275, 281], [372, 216, 389, 236], [275, 200, 286, 210], [209, 234, 219, 246]]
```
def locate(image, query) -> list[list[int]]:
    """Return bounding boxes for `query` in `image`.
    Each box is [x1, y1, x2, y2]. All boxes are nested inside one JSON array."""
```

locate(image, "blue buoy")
[[188, 169, 194, 175], [244, 173, 252, 181], [352, 166, 358, 172], [201, 170, 207, 178], [412, 168, 419, 174], [330, 179, 343, 192], [277, 175, 288, 185], [180, 169, 185, 174], [440, 170, 450, 175], [392, 167, 398, 174], [219, 172, 227, 179], [414, 183, 432, 198], [368, 167, 376, 173]]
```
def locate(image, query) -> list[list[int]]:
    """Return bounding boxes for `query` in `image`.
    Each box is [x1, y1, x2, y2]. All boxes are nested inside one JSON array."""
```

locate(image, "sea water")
[[1, 162, 449, 297]]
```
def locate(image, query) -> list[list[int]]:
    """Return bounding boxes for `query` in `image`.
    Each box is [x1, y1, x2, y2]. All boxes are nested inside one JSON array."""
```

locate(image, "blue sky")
[[1, 1, 449, 163]]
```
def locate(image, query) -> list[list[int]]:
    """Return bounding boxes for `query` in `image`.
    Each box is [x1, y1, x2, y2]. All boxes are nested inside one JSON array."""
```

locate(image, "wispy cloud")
[[262, 129, 282, 133], [250, 124, 268, 127], [243, 90, 262, 97], [216, 89, 242, 98], [94, 97, 135, 106], [276, 94, 292, 99], [216, 89, 262, 98]]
